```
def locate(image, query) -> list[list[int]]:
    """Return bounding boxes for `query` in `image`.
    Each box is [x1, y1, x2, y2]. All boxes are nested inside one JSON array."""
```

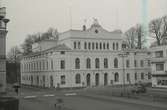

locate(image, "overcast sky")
[[3, 0, 167, 52]]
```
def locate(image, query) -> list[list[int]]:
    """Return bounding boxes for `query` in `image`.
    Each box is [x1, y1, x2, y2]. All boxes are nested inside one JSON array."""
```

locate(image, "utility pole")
[[118, 52, 129, 95]]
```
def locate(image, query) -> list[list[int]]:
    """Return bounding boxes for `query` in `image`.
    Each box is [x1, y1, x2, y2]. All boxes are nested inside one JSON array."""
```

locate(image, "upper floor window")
[[126, 60, 130, 68], [148, 60, 151, 67], [100, 43, 102, 50], [140, 60, 144, 67], [127, 73, 130, 82], [92, 43, 95, 50], [96, 43, 98, 49], [95, 58, 100, 69], [103, 43, 106, 50], [84, 42, 87, 49], [113, 43, 115, 50], [74, 42, 77, 49], [51, 60, 53, 70], [86, 58, 91, 69], [60, 51, 65, 54], [104, 58, 108, 68], [156, 63, 164, 71], [75, 58, 80, 69], [116, 43, 119, 50], [60, 60, 65, 69], [114, 72, 119, 82], [148, 72, 152, 80], [134, 60, 137, 67], [155, 51, 163, 58], [107, 43, 109, 49], [78, 42, 81, 49], [114, 58, 118, 68], [88, 42, 91, 50], [135, 73, 137, 80]]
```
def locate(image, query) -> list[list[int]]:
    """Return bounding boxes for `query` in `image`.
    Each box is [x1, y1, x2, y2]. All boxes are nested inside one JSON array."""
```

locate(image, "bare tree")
[[149, 16, 167, 45], [7, 46, 22, 62], [125, 24, 146, 49]]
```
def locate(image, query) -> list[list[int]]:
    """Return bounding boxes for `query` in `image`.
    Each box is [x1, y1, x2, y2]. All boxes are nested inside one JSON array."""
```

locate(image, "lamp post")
[[118, 52, 129, 95]]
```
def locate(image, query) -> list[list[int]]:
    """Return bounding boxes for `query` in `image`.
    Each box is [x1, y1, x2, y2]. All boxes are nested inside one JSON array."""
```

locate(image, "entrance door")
[[86, 74, 91, 86], [104, 73, 108, 86], [95, 73, 99, 86]]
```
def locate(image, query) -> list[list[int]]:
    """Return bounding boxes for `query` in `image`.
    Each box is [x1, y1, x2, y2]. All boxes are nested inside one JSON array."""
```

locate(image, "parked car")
[[131, 83, 146, 94]]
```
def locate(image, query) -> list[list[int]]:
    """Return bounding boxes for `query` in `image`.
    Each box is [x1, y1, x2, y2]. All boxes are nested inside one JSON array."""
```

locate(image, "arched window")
[[116, 43, 119, 50], [114, 72, 119, 82], [86, 58, 91, 69], [84, 42, 87, 49], [114, 58, 118, 68], [75, 74, 81, 84], [104, 58, 108, 68], [113, 43, 115, 50], [75, 58, 80, 69], [96, 42, 98, 49], [95, 58, 100, 68], [74, 42, 76, 49]]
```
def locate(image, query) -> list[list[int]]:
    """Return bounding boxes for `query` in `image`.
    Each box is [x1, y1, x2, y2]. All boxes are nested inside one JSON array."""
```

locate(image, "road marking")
[[43, 94, 55, 97], [65, 93, 77, 96], [24, 96, 37, 99]]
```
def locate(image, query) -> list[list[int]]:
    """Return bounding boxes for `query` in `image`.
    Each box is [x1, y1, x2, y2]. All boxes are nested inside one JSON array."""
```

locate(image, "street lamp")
[[118, 52, 129, 95]]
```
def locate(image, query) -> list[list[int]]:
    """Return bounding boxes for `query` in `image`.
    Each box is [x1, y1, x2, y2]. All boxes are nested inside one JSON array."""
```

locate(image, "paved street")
[[13, 86, 167, 110]]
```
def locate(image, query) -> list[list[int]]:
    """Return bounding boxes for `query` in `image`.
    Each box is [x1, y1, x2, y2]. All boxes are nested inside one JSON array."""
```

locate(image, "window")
[[103, 43, 106, 49], [135, 73, 137, 80], [116, 43, 119, 50], [104, 58, 108, 68], [113, 43, 115, 50], [141, 73, 144, 80], [95, 58, 100, 69], [148, 60, 151, 67], [95, 29, 98, 33], [92, 43, 95, 50], [75, 74, 81, 84], [148, 72, 152, 80], [107, 43, 109, 49], [140, 60, 144, 67], [51, 60, 53, 70], [46, 61, 49, 70], [114, 58, 118, 68], [155, 51, 163, 58], [127, 73, 130, 82], [60, 60, 65, 69], [96, 43, 98, 49], [100, 43, 102, 50], [86, 58, 91, 69], [84, 42, 87, 49], [114, 72, 119, 82], [60, 51, 65, 54], [156, 63, 164, 71], [78, 42, 81, 49], [61, 75, 66, 84], [126, 60, 130, 68], [75, 58, 80, 69], [74, 42, 76, 49], [88, 42, 91, 50], [134, 60, 137, 67]]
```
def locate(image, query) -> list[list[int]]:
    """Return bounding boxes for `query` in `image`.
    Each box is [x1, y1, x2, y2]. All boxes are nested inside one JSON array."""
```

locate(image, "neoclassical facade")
[[21, 21, 151, 88]]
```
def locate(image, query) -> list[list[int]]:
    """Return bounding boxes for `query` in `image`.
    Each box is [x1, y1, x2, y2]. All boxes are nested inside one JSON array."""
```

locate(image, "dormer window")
[[95, 29, 98, 33]]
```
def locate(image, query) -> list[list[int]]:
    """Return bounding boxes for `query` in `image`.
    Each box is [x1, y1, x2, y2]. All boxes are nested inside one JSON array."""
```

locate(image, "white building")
[[0, 7, 10, 92], [20, 20, 151, 88], [150, 45, 167, 88]]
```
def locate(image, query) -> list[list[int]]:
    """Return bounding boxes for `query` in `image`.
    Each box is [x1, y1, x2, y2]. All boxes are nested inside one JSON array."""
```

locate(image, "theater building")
[[20, 20, 151, 88]]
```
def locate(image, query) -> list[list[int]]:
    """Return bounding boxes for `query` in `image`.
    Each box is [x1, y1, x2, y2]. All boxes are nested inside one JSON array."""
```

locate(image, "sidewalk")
[[79, 92, 167, 109]]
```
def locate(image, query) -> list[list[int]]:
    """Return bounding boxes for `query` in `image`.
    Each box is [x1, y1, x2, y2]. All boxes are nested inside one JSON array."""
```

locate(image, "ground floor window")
[[75, 74, 81, 84], [61, 75, 66, 85], [157, 79, 167, 85]]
